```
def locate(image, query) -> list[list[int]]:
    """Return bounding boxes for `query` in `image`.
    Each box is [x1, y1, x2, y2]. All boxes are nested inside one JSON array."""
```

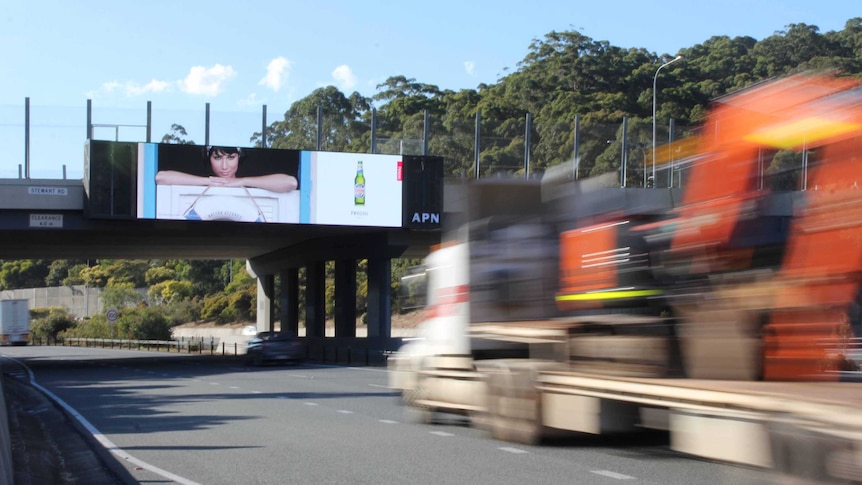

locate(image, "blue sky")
[[0, 0, 859, 178]]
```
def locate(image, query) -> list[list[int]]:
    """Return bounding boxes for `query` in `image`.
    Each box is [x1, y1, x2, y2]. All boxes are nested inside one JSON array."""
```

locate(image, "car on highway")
[[245, 332, 305, 366]]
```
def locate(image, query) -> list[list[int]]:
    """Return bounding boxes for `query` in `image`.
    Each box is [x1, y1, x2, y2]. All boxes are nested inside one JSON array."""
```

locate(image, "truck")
[[389, 72, 862, 483], [0, 299, 30, 346]]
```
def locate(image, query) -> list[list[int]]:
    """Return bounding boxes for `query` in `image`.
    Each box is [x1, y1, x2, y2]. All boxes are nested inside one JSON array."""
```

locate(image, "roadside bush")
[[162, 297, 202, 325], [200, 293, 229, 322], [61, 315, 112, 339], [116, 307, 171, 340], [30, 307, 75, 340], [227, 285, 255, 321]]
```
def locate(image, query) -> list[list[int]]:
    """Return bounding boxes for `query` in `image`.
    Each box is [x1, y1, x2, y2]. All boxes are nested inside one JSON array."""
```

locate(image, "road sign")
[[106, 307, 119, 323]]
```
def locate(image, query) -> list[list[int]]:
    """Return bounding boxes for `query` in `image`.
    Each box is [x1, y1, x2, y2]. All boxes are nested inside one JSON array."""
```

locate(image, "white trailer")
[[0, 299, 30, 346]]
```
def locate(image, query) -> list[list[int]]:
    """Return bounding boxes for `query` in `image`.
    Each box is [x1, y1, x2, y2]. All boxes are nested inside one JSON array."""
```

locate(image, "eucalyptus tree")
[[372, 76, 446, 155], [252, 86, 371, 152]]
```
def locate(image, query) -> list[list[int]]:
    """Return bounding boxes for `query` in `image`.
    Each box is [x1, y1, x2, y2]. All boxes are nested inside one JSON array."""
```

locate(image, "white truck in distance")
[[0, 299, 30, 346]]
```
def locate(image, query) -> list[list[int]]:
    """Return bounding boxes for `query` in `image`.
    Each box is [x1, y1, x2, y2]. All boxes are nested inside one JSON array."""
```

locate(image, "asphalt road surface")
[[1, 346, 782, 484]]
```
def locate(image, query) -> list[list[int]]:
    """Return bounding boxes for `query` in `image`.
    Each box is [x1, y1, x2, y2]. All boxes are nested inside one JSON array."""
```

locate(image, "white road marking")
[[379, 419, 398, 424], [430, 431, 454, 437], [337, 410, 354, 414], [499, 447, 528, 454], [2, 356, 201, 485], [591, 470, 635, 480], [368, 384, 389, 389], [228, 386, 240, 390], [209, 382, 219, 385], [304, 402, 319, 406], [251, 390, 263, 394]]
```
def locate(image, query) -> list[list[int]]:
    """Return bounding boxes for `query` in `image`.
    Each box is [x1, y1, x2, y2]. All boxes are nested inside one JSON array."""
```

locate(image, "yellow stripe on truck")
[[556, 289, 663, 302]]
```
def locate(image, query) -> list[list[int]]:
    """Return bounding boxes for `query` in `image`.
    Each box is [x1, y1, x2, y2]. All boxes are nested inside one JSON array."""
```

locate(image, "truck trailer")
[[389, 73, 862, 483], [0, 299, 30, 346]]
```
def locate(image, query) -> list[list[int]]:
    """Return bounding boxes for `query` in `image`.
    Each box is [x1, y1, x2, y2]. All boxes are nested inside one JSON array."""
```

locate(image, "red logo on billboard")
[[397, 161, 403, 181]]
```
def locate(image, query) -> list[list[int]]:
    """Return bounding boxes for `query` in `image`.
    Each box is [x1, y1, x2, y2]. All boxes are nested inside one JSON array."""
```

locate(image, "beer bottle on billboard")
[[354, 161, 366, 205]]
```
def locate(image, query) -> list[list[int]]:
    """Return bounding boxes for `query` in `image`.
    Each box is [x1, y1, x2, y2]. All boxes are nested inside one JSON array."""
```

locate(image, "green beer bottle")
[[354, 161, 366, 205]]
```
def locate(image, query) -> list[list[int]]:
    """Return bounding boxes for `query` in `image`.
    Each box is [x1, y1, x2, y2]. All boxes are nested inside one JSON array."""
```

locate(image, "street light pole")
[[652, 55, 683, 186]]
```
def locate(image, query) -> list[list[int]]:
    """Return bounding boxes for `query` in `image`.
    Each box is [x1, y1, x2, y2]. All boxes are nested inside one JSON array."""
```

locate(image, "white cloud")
[[237, 92, 260, 107], [125, 79, 171, 96], [259, 56, 291, 92], [180, 64, 236, 96], [332, 65, 357, 91], [464, 61, 476, 77], [102, 81, 120, 93]]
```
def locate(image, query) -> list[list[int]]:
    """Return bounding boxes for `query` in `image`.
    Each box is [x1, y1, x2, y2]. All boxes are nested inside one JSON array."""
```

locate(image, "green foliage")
[[116, 307, 172, 340], [30, 307, 75, 340], [61, 315, 112, 339], [0, 259, 50, 290], [200, 293, 230, 323], [61, 264, 88, 286], [148, 280, 194, 305], [101, 282, 144, 309], [161, 297, 202, 325], [145, 266, 176, 285], [45, 260, 86, 287]]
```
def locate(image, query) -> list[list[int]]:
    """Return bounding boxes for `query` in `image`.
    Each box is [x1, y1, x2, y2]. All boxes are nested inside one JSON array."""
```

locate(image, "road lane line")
[[430, 431, 454, 437], [499, 447, 528, 454], [379, 419, 398, 424], [591, 470, 635, 480], [368, 384, 389, 389], [304, 402, 319, 406], [337, 410, 354, 414], [3, 356, 201, 485]]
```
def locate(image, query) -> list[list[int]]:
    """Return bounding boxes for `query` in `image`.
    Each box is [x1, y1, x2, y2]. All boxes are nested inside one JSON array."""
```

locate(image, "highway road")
[[0, 346, 780, 484]]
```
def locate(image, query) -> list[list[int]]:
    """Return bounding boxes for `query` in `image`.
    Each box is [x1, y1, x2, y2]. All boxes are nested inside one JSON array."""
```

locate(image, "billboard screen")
[[138, 143, 301, 223], [128, 142, 441, 228], [303, 151, 403, 227]]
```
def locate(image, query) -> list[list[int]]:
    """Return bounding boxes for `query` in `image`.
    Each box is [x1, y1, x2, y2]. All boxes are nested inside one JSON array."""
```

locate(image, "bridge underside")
[[0, 208, 440, 350]]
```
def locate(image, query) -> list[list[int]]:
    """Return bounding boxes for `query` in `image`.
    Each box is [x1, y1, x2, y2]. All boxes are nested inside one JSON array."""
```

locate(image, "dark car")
[[245, 332, 305, 366]]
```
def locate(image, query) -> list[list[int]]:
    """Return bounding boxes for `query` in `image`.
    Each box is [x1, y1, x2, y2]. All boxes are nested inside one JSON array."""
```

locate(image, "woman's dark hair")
[[206, 146, 244, 160]]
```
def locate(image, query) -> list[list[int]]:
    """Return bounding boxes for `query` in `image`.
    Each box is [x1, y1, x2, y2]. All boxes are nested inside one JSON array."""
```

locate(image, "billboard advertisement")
[[303, 151, 403, 227], [137, 144, 300, 223], [125, 142, 441, 228]]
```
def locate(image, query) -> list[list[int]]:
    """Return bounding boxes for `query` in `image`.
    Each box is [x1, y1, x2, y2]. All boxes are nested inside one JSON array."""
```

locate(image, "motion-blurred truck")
[[389, 73, 862, 483], [0, 299, 30, 346]]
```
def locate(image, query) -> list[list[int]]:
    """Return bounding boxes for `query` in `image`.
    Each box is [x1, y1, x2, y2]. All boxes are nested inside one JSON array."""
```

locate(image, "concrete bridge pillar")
[[279, 268, 299, 335], [256, 274, 275, 332], [366, 257, 391, 338], [305, 261, 326, 337], [334, 259, 357, 337]]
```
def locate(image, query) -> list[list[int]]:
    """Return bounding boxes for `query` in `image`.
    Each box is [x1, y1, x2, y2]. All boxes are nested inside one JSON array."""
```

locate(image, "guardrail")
[[26, 336, 405, 366], [31, 336, 240, 356]]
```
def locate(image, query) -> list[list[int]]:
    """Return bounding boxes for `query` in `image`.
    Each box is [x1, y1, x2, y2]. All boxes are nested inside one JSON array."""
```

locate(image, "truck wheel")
[[487, 363, 543, 446]]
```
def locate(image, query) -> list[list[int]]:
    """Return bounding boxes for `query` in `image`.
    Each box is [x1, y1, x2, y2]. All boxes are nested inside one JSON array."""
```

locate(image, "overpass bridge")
[[0, 140, 445, 351]]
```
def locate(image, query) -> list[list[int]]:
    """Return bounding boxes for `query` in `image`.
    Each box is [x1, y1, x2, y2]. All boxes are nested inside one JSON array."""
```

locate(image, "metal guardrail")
[[39, 337, 239, 356], [27, 336, 404, 366]]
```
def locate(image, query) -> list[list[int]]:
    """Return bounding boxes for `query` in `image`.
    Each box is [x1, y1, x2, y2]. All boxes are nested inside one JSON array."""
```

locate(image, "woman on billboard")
[[156, 146, 297, 193]]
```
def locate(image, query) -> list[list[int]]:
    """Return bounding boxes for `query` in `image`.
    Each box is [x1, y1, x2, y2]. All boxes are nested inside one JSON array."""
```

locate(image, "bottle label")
[[354, 183, 365, 204]]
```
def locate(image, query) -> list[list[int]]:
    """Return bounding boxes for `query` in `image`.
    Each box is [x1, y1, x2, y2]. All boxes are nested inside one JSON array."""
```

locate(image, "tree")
[[252, 86, 371, 152], [161, 124, 195, 144], [101, 283, 143, 309], [0, 260, 50, 290], [45, 259, 86, 287]]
